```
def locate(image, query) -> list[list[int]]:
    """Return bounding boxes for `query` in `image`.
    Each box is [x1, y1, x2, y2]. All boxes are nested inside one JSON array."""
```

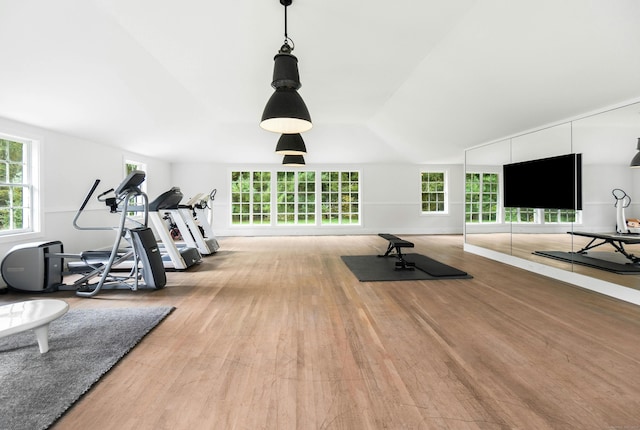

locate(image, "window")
[[544, 209, 579, 223], [465, 172, 499, 223], [421, 171, 446, 213], [276, 171, 296, 224], [231, 171, 271, 225], [124, 159, 147, 212], [321, 171, 360, 225], [125, 160, 146, 177], [504, 208, 580, 224], [276, 171, 316, 225], [505, 207, 536, 223], [0, 136, 34, 235], [297, 171, 316, 225], [230, 170, 359, 226]]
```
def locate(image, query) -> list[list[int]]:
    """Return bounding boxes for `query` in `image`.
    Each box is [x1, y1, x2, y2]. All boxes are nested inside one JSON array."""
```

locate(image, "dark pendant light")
[[631, 138, 640, 168], [260, 0, 312, 134], [275, 133, 306, 155], [262, 89, 312, 134], [282, 154, 305, 166]]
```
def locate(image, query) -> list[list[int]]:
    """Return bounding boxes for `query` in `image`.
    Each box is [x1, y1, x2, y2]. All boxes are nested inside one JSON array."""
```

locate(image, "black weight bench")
[[377, 233, 415, 270]]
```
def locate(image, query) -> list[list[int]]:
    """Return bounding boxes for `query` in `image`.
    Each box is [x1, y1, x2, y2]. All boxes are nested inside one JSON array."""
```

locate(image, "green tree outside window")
[[465, 172, 499, 223], [0, 138, 29, 233], [421, 172, 446, 212]]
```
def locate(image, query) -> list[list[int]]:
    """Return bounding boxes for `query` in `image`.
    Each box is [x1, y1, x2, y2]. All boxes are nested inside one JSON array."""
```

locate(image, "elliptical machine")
[[1, 170, 167, 297]]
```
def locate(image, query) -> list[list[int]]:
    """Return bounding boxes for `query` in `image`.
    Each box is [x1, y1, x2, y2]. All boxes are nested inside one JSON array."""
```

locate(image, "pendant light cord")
[[282, 3, 294, 51], [284, 4, 288, 42]]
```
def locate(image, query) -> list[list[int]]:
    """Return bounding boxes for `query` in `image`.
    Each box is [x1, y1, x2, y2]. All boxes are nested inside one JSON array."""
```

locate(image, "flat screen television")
[[503, 153, 582, 210]]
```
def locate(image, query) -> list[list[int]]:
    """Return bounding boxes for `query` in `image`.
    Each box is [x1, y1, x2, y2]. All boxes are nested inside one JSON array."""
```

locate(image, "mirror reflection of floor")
[[466, 233, 640, 291]]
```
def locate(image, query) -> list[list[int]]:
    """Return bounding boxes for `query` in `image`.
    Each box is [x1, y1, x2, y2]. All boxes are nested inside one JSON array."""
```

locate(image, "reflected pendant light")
[[260, 0, 312, 134], [275, 133, 307, 155], [282, 154, 305, 166], [631, 138, 640, 168]]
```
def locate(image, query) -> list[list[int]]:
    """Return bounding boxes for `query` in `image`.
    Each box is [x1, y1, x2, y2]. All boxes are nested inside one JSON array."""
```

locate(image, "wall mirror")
[[465, 101, 640, 291], [464, 138, 510, 255]]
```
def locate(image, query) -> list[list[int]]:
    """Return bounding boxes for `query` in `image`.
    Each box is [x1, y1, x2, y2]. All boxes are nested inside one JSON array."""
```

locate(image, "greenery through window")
[[124, 160, 147, 213], [465, 172, 499, 223], [276, 171, 316, 225], [544, 209, 578, 223], [505, 208, 579, 224], [321, 171, 359, 225], [505, 207, 536, 223], [0, 138, 30, 234], [421, 171, 446, 213], [231, 171, 271, 225], [231, 170, 359, 226]]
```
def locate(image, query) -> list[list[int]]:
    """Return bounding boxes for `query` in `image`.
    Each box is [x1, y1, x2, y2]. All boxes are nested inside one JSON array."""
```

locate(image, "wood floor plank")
[[4, 234, 640, 429]]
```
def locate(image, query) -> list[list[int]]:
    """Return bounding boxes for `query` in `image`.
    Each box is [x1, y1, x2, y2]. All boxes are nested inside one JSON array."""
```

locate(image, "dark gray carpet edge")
[[341, 254, 471, 282], [0, 306, 175, 430]]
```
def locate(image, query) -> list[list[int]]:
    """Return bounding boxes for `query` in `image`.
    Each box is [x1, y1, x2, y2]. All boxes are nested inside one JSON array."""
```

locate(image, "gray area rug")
[[0, 306, 175, 430]]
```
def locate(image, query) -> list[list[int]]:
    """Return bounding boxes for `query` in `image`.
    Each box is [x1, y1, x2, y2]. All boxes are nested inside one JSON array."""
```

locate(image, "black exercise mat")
[[407, 253, 470, 277], [534, 250, 640, 274], [341, 254, 471, 282]]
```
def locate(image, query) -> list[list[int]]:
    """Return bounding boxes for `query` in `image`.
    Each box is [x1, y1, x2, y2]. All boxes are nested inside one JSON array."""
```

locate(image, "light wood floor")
[[5, 235, 640, 429]]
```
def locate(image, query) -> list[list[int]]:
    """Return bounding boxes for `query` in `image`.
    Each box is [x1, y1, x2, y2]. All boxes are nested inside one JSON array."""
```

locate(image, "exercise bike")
[[1, 170, 167, 297]]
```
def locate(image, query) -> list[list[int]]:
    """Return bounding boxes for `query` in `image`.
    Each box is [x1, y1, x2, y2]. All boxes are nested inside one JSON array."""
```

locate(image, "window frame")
[[230, 170, 272, 226], [504, 207, 582, 224], [320, 171, 360, 225], [543, 208, 582, 224], [0, 132, 41, 242], [420, 170, 448, 214], [124, 159, 147, 191], [465, 171, 499, 223], [504, 207, 537, 223], [230, 169, 361, 227], [275, 170, 317, 225], [124, 159, 147, 215]]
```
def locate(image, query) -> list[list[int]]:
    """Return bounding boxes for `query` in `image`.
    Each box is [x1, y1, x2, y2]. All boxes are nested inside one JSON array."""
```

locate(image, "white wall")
[[0, 116, 466, 289], [580, 164, 638, 233], [170, 163, 465, 237], [0, 116, 172, 263]]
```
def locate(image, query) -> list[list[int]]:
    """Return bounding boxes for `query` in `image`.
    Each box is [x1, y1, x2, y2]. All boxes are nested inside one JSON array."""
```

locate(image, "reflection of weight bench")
[[377, 233, 415, 270]]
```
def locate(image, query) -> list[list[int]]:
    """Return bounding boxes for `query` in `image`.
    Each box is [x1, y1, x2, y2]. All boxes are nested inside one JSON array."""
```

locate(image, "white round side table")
[[0, 299, 69, 353]]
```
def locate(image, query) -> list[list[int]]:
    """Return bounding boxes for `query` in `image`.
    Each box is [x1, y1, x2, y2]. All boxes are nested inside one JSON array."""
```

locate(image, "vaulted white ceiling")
[[0, 0, 639, 164]]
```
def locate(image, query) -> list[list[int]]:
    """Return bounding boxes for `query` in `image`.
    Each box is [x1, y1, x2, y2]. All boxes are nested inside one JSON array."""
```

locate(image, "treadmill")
[[147, 187, 202, 270], [175, 190, 219, 255]]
